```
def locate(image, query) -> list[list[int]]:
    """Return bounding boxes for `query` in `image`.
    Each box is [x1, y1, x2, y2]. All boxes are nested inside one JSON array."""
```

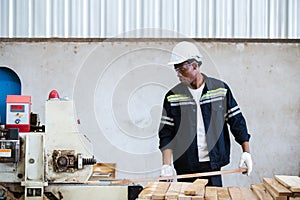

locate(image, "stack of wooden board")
[[136, 179, 209, 200], [136, 181, 258, 200], [251, 175, 300, 200], [136, 175, 300, 200]]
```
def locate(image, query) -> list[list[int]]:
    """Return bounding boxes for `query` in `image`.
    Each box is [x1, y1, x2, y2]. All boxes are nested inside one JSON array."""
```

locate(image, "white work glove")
[[239, 152, 252, 176], [160, 164, 177, 182]]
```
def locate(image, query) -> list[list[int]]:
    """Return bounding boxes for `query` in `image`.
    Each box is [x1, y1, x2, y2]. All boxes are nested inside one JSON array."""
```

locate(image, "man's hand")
[[239, 152, 252, 176], [160, 164, 177, 182]]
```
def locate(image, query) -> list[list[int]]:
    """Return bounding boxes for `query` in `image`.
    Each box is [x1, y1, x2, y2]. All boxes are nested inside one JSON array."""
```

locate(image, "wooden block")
[[184, 179, 208, 196], [205, 186, 218, 200], [137, 182, 156, 198], [239, 187, 259, 200], [217, 187, 231, 200], [138, 182, 158, 199], [91, 163, 116, 179], [151, 182, 170, 200], [263, 178, 292, 196], [275, 175, 300, 193], [251, 184, 273, 200], [137, 194, 152, 199], [151, 193, 165, 199], [228, 187, 245, 200], [178, 182, 192, 200], [165, 182, 182, 200], [178, 196, 192, 200], [178, 195, 192, 200]]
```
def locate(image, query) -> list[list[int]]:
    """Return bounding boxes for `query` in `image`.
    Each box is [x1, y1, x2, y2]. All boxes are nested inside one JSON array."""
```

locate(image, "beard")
[[179, 77, 192, 86]]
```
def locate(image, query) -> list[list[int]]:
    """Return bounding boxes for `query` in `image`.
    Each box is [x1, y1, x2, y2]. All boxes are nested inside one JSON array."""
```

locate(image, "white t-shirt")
[[188, 84, 210, 161]]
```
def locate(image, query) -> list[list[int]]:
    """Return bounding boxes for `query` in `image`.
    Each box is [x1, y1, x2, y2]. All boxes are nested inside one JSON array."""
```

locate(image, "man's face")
[[174, 61, 197, 85]]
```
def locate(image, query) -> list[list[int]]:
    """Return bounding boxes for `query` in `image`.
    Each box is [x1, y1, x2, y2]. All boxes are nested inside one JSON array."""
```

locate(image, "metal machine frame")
[[0, 100, 142, 200]]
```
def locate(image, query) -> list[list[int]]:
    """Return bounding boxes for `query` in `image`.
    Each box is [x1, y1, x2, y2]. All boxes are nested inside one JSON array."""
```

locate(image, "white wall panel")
[[0, 0, 299, 38], [0, 41, 299, 185]]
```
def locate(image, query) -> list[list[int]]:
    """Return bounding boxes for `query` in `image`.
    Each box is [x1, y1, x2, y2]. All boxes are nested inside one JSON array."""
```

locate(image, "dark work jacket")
[[158, 74, 250, 171]]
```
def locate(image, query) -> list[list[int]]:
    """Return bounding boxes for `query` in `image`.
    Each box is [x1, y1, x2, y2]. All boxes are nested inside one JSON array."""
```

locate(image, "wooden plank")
[[263, 181, 287, 200], [178, 195, 192, 200], [275, 175, 300, 193], [228, 187, 245, 200], [263, 178, 292, 196], [239, 187, 259, 200], [90, 163, 116, 180], [138, 182, 158, 199], [184, 179, 208, 196], [191, 196, 204, 200], [205, 186, 218, 200], [178, 183, 192, 200], [188, 179, 207, 200], [217, 187, 231, 200], [151, 182, 170, 200], [165, 182, 182, 200], [294, 193, 300, 197], [251, 184, 273, 200]]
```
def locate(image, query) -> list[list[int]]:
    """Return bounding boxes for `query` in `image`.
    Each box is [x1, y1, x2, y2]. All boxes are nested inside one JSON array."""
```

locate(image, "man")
[[158, 41, 252, 186]]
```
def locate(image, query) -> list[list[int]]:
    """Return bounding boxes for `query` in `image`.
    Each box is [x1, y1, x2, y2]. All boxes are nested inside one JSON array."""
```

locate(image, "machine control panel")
[[6, 95, 31, 132]]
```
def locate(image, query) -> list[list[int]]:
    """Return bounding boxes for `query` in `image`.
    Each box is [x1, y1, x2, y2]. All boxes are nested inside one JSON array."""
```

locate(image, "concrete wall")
[[0, 40, 299, 187]]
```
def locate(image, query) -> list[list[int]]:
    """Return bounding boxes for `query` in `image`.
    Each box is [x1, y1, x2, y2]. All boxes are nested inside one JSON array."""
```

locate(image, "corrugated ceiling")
[[0, 0, 299, 38]]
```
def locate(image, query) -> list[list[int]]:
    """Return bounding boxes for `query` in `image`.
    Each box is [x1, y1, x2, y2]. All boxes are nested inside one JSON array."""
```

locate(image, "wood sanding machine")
[[0, 93, 142, 200]]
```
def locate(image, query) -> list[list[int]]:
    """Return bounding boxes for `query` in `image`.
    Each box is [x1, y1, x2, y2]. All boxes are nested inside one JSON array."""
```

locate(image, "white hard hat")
[[168, 41, 202, 65]]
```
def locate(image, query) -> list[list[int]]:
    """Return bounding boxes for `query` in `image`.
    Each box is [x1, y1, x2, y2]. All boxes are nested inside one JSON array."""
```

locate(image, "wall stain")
[[73, 46, 78, 54]]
